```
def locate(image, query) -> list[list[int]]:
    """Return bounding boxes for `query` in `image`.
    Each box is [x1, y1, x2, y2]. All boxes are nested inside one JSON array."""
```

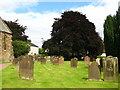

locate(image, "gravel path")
[[0, 63, 12, 70]]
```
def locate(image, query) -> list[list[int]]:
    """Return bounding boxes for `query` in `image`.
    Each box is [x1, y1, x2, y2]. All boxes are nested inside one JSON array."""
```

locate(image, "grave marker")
[[19, 55, 34, 80]]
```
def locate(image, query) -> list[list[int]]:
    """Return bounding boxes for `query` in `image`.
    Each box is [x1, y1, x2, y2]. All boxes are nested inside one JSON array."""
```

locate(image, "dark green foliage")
[[4, 20, 28, 41], [42, 11, 103, 59], [104, 7, 120, 72], [39, 48, 48, 56], [12, 40, 30, 58]]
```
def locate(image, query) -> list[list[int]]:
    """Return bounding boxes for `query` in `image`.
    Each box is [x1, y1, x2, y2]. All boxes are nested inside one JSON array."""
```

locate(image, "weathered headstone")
[[58, 56, 64, 64], [52, 56, 59, 65], [12, 57, 20, 70], [84, 56, 90, 66], [50, 56, 54, 64], [88, 61, 101, 80], [19, 55, 34, 80], [103, 56, 118, 81], [40, 56, 46, 64], [46, 56, 51, 61], [70, 57, 78, 68]]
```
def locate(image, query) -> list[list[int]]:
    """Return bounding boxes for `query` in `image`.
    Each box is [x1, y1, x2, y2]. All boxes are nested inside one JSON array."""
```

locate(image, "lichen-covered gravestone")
[[70, 57, 78, 68], [52, 56, 59, 65], [84, 56, 90, 66], [19, 55, 34, 80], [103, 56, 118, 81], [88, 61, 101, 80], [58, 56, 64, 64]]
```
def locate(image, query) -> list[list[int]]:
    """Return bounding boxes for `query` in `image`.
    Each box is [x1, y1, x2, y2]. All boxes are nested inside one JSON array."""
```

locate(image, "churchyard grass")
[[2, 61, 118, 88]]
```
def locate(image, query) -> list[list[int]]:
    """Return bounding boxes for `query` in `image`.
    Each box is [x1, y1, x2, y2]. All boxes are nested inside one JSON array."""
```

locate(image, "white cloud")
[[0, 0, 40, 12], [0, 11, 60, 47], [0, 0, 119, 48], [70, 0, 119, 39]]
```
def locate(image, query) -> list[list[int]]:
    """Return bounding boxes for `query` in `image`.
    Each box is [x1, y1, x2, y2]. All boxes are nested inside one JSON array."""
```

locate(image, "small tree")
[[12, 40, 30, 58]]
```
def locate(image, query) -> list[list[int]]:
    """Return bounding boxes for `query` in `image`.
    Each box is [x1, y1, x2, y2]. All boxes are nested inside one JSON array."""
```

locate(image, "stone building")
[[0, 17, 14, 62]]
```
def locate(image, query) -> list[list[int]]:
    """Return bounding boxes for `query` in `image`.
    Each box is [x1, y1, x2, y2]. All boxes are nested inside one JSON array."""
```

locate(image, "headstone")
[[88, 61, 101, 80], [58, 56, 64, 64], [52, 56, 59, 65], [19, 55, 34, 80], [103, 56, 118, 81], [70, 57, 78, 68], [40, 56, 46, 64], [12, 57, 20, 70], [84, 56, 90, 66], [50, 56, 55, 64], [46, 56, 51, 61]]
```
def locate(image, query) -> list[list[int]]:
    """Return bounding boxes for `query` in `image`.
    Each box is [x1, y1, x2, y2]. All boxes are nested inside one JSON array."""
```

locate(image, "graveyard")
[[2, 58, 118, 88]]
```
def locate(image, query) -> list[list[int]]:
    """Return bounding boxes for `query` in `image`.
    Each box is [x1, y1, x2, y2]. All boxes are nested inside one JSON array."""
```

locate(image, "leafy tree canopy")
[[4, 20, 29, 41], [42, 11, 103, 59], [12, 40, 30, 58]]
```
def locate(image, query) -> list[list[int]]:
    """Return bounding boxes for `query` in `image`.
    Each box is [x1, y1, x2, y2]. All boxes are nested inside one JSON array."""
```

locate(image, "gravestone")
[[84, 56, 90, 66], [19, 55, 34, 80], [70, 57, 78, 68], [40, 56, 46, 64], [52, 56, 59, 65], [103, 56, 118, 81], [12, 57, 20, 70], [58, 56, 64, 64], [46, 56, 51, 61], [50, 56, 55, 64], [88, 61, 101, 80]]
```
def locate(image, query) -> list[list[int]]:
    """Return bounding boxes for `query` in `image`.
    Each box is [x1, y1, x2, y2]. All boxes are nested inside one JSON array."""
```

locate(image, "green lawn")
[[2, 61, 118, 88]]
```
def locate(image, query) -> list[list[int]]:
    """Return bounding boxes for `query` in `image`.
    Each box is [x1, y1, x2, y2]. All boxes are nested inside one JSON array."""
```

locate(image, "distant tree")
[[39, 48, 48, 56], [104, 15, 115, 56], [42, 11, 103, 59], [12, 40, 30, 58], [4, 20, 28, 41]]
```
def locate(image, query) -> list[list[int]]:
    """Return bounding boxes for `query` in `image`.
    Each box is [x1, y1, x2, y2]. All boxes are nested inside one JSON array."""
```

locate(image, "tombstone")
[[70, 57, 78, 68], [19, 55, 34, 80], [46, 56, 51, 61], [58, 56, 64, 64], [12, 57, 20, 70], [103, 56, 118, 81], [52, 56, 59, 65], [88, 61, 101, 80], [50, 56, 55, 64], [40, 56, 46, 64], [84, 56, 90, 66]]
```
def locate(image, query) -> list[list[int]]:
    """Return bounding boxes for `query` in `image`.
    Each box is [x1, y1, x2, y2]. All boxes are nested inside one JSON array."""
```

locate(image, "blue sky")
[[0, 0, 119, 47], [15, 2, 92, 13]]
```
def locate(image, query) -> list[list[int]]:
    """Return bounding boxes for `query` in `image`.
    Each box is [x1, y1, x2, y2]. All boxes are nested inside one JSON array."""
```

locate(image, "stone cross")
[[103, 56, 118, 81], [70, 57, 78, 68], [88, 61, 101, 81], [19, 55, 34, 80]]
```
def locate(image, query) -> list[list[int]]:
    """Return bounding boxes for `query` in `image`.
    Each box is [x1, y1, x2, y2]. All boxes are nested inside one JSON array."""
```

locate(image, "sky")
[[0, 0, 119, 48]]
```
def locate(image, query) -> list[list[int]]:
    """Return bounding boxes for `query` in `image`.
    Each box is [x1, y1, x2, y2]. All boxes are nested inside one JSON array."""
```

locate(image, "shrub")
[[12, 40, 30, 58]]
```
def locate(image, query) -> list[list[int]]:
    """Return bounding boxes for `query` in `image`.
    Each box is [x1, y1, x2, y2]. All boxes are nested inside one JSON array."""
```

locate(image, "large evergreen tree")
[[42, 11, 103, 59], [104, 7, 120, 72]]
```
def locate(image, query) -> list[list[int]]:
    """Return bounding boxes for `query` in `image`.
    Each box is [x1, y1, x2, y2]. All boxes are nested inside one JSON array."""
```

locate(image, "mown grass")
[[2, 61, 118, 88]]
